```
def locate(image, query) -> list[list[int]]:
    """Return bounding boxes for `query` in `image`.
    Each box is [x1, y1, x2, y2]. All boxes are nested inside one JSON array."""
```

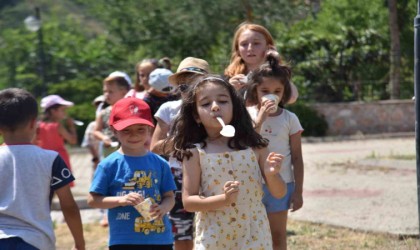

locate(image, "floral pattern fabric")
[[194, 145, 272, 250]]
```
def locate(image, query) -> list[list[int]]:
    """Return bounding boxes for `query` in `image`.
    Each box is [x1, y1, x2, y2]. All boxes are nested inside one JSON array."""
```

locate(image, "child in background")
[[151, 57, 210, 250], [34, 94, 78, 186], [159, 57, 172, 71], [88, 97, 176, 250], [143, 68, 177, 125], [246, 54, 304, 250], [81, 95, 105, 175], [94, 71, 131, 227], [94, 72, 131, 159], [0, 88, 85, 250], [224, 22, 298, 104], [129, 58, 160, 99], [167, 75, 287, 249]]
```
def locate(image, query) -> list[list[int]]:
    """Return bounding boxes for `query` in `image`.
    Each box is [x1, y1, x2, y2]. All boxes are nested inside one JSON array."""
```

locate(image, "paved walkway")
[[51, 135, 419, 236]]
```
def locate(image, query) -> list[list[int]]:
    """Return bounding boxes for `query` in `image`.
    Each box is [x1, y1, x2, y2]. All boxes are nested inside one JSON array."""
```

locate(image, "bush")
[[287, 103, 328, 137]]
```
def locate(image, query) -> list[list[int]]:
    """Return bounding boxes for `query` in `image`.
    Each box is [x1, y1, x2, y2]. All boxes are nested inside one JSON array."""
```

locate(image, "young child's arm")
[[87, 192, 144, 209], [182, 148, 239, 212], [228, 74, 247, 91], [253, 101, 277, 133], [255, 147, 287, 199], [290, 132, 304, 211], [58, 118, 77, 145], [149, 190, 175, 220], [55, 185, 85, 250], [150, 117, 170, 155], [93, 112, 112, 147]]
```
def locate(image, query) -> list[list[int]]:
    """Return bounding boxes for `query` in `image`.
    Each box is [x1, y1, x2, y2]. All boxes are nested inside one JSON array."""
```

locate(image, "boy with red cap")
[[88, 97, 176, 250]]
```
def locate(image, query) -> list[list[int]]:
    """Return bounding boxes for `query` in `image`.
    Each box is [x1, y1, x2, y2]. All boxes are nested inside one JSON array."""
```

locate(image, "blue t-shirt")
[[90, 151, 176, 246]]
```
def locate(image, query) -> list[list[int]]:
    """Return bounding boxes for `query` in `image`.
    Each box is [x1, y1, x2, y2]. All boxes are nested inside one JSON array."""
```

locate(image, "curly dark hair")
[[166, 74, 268, 161], [246, 54, 292, 107]]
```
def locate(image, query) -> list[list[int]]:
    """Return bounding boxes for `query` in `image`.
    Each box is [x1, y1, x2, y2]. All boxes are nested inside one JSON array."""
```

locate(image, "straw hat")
[[168, 57, 210, 85]]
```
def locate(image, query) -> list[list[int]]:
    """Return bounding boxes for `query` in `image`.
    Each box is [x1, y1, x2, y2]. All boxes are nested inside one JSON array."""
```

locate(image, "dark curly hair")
[[165, 74, 268, 161], [246, 54, 292, 108]]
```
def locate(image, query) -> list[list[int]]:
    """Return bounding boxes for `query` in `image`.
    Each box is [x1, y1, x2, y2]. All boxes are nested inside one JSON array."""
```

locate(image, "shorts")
[[262, 182, 295, 213], [0, 237, 39, 250], [169, 167, 194, 241]]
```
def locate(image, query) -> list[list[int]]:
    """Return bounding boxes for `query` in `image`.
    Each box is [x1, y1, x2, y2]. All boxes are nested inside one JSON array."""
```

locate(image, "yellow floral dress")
[[194, 145, 272, 250]]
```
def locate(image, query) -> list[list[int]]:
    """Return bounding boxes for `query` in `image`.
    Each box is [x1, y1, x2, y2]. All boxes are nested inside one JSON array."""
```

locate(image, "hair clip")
[[201, 76, 227, 83]]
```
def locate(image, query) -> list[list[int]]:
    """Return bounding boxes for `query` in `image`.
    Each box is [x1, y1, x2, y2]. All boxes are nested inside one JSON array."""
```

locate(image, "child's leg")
[[100, 209, 108, 227], [174, 239, 194, 250], [262, 182, 295, 250], [170, 167, 194, 250], [267, 210, 288, 250]]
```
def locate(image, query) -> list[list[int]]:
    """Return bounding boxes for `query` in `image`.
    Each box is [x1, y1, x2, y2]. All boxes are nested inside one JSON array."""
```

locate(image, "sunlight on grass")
[[365, 150, 415, 161], [287, 220, 419, 250], [54, 219, 419, 249]]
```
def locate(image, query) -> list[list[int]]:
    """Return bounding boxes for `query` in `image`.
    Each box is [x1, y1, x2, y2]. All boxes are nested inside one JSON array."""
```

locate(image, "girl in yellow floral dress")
[[167, 75, 287, 249]]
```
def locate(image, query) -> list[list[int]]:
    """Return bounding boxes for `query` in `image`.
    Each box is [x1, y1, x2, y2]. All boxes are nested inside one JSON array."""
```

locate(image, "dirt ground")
[[55, 219, 419, 250]]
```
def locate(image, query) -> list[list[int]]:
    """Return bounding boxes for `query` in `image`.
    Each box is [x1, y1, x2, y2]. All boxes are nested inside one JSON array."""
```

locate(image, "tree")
[[388, 0, 401, 99]]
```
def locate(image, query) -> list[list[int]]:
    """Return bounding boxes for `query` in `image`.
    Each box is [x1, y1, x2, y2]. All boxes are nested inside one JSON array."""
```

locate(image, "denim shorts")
[[262, 182, 295, 213]]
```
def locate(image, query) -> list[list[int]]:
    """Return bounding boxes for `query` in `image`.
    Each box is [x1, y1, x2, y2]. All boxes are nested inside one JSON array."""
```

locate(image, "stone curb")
[[52, 197, 90, 211]]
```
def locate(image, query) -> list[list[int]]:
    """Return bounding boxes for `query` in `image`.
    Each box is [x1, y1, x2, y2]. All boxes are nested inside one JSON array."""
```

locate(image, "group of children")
[[0, 22, 304, 250]]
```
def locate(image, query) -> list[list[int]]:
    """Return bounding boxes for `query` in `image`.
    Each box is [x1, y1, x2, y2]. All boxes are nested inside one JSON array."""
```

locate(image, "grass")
[[54, 219, 419, 249], [366, 150, 416, 161]]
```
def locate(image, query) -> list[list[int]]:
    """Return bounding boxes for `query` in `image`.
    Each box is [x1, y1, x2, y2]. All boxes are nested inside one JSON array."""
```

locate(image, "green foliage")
[[287, 103, 328, 137], [0, 0, 416, 139], [275, 0, 400, 102], [280, 26, 389, 102]]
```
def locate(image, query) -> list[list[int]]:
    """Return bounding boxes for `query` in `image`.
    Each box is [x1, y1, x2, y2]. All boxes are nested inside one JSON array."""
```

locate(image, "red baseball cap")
[[109, 97, 154, 130]]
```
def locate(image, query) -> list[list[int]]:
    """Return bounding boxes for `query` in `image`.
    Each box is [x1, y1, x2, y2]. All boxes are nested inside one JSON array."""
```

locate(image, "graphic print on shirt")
[[134, 216, 165, 235], [121, 169, 166, 235], [263, 124, 273, 135], [50, 156, 74, 189]]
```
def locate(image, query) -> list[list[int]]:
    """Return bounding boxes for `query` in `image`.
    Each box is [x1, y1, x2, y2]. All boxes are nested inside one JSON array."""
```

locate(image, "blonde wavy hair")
[[224, 23, 276, 78]]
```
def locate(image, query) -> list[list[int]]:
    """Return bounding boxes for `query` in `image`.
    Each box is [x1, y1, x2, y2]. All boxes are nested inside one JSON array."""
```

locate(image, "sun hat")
[[168, 57, 210, 85], [40, 95, 74, 110], [109, 97, 154, 130], [92, 95, 105, 105], [149, 68, 174, 93], [108, 71, 132, 87]]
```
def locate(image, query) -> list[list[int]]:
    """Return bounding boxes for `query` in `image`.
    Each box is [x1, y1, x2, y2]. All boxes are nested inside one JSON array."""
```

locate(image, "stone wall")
[[311, 100, 415, 136]]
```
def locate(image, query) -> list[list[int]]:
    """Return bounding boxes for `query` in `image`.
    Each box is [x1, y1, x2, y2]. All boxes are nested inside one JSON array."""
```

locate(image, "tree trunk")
[[388, 0, 401, 99], [241, 0, 253, 22]]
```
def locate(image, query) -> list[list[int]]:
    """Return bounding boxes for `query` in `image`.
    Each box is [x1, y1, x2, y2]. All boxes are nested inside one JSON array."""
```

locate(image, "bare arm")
[[287, 82, 299, 104], [255, 147, 287, 199], [150, 117, 170, 155], [228, 74, 247, 91], [93, 112, 112, 147], [253, 102, 276, 133], [182, 149, 238, 212], [150, 190, 175, 220], [290, 132, 304, 211], [87, 192, 143, 209], [58, 118, 77, 145], [55, 185, 85, 250]]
